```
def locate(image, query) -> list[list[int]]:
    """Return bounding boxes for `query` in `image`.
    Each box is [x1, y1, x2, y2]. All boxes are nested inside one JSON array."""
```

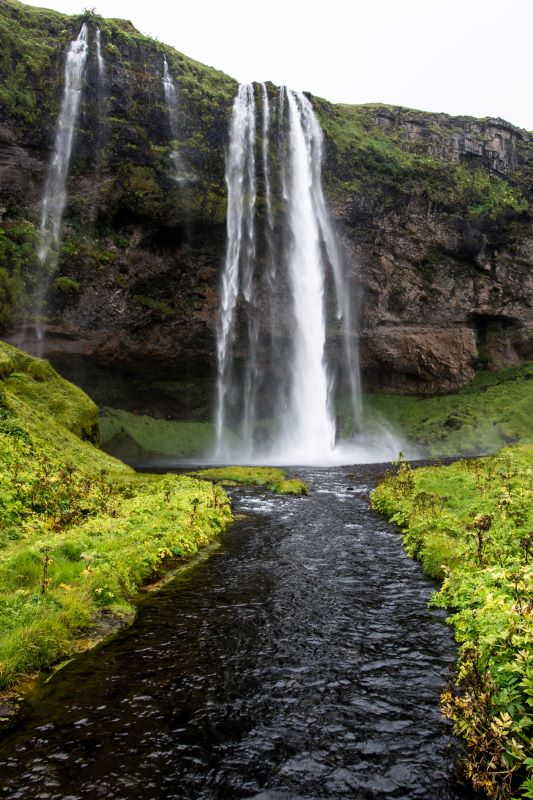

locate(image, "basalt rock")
[[0, 1, 532, 414]]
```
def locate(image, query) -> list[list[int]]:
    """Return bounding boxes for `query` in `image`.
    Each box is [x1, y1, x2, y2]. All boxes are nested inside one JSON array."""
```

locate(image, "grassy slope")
[[0, 341, 232, 689], [363, 363, 533, 458], [99, 407, 218, 460], [371, 447, 533, 799]]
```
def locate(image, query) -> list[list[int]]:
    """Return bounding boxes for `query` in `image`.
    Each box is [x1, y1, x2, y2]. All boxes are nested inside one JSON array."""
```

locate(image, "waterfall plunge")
[[33, 24, 89, 345], [215, 85, 369, 465]]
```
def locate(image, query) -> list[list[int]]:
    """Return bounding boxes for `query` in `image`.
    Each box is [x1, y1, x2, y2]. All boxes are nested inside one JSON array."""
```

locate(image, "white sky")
[[30, 0, 533, 130]]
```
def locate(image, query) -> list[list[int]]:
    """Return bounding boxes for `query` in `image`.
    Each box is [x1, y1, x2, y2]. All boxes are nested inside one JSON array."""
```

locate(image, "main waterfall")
[[215, 84, 364, 464]]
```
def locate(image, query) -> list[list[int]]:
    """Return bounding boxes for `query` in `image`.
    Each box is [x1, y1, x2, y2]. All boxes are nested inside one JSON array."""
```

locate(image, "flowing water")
[[32, 24, 89, 347], [214, 86, 364, 465], [95, 28, 105, 85], [0, 466, 473, 800], [162, 56, 190, 183], [215, 83, 257, 457]]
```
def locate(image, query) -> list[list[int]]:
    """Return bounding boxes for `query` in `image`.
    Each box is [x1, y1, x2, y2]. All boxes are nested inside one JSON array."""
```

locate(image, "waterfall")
[[162, 56, 188, 183], [33, 23, 89, 344], [280, 89, 336, 459], [95, 27, 105, 83], [215, 83, 257, 456], [90, 27, 107, 225], [215, 83, 363, 464], [297, 92, 362, 426]]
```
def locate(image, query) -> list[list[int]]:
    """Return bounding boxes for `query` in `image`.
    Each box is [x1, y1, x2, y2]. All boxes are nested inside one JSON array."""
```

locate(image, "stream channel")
[[0, 464, 475, 799]]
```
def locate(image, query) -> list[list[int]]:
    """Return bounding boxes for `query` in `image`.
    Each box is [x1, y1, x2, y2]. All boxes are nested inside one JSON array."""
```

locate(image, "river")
[[0, 465, 474, 799]]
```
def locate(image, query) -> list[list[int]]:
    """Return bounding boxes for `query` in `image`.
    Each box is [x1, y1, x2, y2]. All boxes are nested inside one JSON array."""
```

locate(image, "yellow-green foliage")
[[371, 446, 533, 799], [189, 466, 308, 496], [0, 341, 232, 688], [363, 364, 533, 458]]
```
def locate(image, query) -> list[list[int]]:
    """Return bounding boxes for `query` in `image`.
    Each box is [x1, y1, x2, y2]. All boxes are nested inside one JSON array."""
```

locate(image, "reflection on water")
[[0, 465, 473, 799]]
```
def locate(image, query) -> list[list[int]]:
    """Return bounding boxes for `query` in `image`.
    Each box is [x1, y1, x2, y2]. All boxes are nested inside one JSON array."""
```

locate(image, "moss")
[[188, 466, 308, 496], [0, 219, 39, 327], [0, 1, 67, 126], [0, 340, 98, 441], [132, 295, 176, 315], [362, 363, 533, 457], [53, 276, 80, 295]]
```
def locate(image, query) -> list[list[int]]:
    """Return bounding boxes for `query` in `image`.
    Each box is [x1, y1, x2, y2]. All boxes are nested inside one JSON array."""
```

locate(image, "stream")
[[0, 465, 474, 799]]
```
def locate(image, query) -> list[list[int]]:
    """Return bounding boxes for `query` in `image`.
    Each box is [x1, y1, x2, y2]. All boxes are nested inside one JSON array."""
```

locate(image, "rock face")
[[0, 1, 532, 414]]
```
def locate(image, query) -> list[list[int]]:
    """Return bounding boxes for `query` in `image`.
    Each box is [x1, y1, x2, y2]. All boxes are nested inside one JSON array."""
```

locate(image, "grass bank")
[[99, 407, 218, 461], [371, 446, 533, 799], [363, 363, 533, 458], [0, 341, 232, 692], [188, 466, 308, 496]]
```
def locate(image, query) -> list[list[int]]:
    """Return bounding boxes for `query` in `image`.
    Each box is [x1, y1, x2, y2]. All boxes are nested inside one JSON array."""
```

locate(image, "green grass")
[[371, 446, 533, 798], [362, 363, 533, 457], [100, 408, 222, 460], [188, 466, 308, 496], [0, 340, 232, 688]]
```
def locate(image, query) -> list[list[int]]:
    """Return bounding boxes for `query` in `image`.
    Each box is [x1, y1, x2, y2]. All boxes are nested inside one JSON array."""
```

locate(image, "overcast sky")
[[31, 0, 533, 130]]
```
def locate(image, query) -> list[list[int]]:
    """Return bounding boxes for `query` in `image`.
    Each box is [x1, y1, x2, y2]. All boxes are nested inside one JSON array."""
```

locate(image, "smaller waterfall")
[[33, 23, 89, 343], [90, 27, 107, 225], [162, 56, 189, 183], [95, 27, 105, 84]]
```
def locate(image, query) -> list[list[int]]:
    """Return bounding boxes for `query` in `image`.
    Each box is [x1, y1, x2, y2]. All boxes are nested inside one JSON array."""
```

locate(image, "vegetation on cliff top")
[[363, 363, 533, 458], [314, 100, 531, 222], [371, 447, 533, 799], [0, 340, 232, 689]]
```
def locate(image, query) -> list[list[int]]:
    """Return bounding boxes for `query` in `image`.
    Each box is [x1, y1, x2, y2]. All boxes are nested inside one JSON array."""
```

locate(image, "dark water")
[[0, 465, 473, 800]]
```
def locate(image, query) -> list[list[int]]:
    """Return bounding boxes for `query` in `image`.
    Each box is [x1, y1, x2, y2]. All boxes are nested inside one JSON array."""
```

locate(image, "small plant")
[[40, 546, 51, 594], [466, 513, 493, 566]]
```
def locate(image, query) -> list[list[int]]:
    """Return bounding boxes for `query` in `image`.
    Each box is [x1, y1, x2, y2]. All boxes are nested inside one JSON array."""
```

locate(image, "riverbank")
[[0, 341, 233, 701], [371, 445, 533, 799]]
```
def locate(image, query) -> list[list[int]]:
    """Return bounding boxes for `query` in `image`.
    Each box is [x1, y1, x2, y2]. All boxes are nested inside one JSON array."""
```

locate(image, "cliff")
[[0, 0, 532, 415]]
